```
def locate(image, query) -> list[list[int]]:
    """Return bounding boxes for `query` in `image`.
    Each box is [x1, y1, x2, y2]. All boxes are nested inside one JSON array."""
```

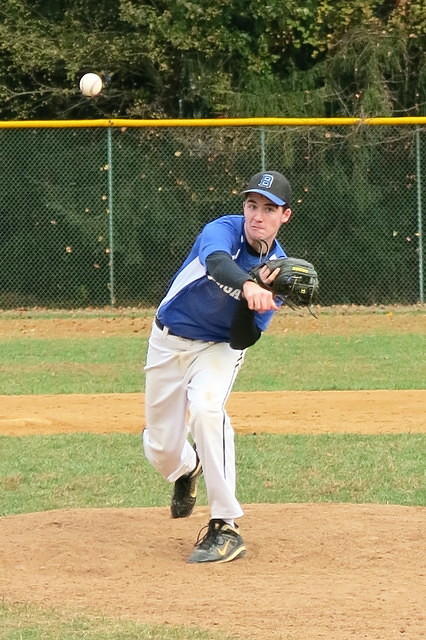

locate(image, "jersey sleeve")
[[229, 300, 261, 349], [206, 251, 252, 290], [198, 217, 241, 266]]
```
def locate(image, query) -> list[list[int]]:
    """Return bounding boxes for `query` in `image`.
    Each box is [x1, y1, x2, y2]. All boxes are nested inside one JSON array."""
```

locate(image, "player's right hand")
[[242, 279, 279, 312]]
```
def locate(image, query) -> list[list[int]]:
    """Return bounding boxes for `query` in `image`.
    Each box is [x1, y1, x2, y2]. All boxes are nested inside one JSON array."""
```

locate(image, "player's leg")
[[186, 342, 246, 521], [185, 342, 247, 563], [142, 324, 197, 481]]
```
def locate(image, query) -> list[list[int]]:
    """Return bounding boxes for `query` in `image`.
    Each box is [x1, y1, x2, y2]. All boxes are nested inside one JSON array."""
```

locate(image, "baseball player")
[[142, 170, 292, 563]]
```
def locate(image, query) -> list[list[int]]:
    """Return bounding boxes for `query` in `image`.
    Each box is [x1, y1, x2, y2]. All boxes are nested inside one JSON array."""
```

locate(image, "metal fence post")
[[416, 127, 424, 303], [107, 127, 116, 306], [260, 127, 266, 171]]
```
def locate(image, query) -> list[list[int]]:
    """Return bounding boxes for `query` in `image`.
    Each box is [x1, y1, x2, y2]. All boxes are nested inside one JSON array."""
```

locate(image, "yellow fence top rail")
[[0, 116, 425, 129]]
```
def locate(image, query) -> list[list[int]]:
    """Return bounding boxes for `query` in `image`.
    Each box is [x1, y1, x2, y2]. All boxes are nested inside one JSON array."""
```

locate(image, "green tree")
[[0, 0, 424, 119]]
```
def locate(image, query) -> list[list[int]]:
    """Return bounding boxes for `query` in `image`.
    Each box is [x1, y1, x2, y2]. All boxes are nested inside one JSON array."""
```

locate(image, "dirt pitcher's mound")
[[0, 503, 424, 640]]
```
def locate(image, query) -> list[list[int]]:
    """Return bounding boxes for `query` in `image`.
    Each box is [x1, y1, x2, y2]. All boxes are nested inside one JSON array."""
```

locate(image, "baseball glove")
[[250, 257, 319, 314]]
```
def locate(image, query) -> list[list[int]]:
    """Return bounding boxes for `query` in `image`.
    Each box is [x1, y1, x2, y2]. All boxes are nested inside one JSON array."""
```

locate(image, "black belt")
[[155, 316, 167, 331]]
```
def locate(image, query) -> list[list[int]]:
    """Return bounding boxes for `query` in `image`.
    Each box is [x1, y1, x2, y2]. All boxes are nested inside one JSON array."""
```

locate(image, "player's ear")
[[281, 207, 292, 224]]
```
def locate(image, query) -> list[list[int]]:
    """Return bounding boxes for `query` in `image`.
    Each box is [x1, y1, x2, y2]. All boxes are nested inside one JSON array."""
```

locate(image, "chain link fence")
[[0, 121, 424, 309]]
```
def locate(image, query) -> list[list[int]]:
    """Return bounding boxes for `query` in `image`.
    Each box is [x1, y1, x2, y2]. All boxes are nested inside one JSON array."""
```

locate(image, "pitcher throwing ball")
[[143, 171, 306, 564]]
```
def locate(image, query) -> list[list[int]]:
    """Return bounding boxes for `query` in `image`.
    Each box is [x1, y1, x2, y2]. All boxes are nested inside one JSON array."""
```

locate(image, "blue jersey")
[[157, 214, 287, 341]]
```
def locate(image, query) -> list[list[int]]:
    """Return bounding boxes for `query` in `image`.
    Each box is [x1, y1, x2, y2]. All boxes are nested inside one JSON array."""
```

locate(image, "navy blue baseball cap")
[[242, 170, 292, 207]]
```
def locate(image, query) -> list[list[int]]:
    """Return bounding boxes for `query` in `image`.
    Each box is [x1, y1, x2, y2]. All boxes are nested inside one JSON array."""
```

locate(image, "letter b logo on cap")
[[258, 174, 274, 189]]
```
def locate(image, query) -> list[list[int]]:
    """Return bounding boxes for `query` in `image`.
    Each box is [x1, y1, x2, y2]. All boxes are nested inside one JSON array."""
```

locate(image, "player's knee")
[[142, 430, 178, 476], [188, 400, 223, 428]]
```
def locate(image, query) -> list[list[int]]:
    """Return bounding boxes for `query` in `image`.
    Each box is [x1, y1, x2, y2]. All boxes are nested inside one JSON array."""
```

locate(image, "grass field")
[[1, 310, 425, 514], [1, 432, 424, 518], [0, 602, 227, 640], [1, 309, 425, 640], [1, 332, 425, 394]]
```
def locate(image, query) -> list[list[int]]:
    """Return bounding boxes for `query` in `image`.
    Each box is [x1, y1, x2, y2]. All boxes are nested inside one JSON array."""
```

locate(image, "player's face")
[[243, 193, 292, 249]]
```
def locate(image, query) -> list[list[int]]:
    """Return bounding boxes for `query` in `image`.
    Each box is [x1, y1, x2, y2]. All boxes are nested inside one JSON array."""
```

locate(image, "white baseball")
[[79, 73, 103, 97]]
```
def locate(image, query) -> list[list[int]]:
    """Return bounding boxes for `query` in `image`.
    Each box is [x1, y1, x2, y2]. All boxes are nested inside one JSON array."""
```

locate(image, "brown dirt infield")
[[0, 309, 425, 639]]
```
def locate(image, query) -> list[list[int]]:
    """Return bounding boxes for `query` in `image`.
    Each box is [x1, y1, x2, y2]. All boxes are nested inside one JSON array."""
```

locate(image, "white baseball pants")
[[143, 321, 245, 520]]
